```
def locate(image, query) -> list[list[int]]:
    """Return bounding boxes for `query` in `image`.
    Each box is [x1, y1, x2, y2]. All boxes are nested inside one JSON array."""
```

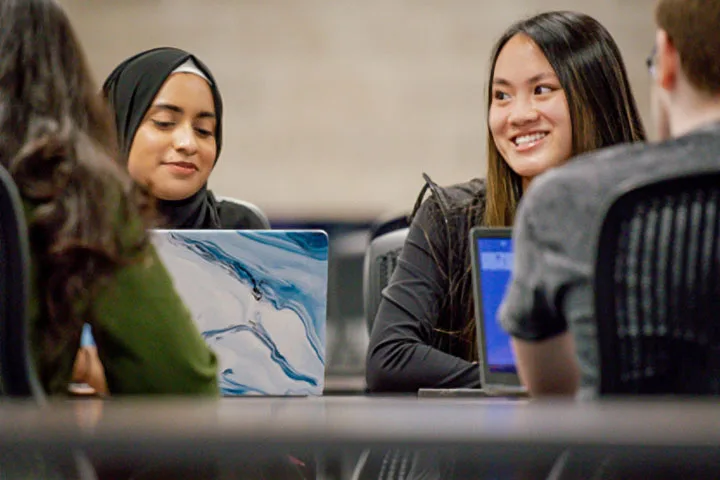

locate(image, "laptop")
[[417, 227, 526, 399], [468, 226, 526, 396], [152, 229, 328, 396]]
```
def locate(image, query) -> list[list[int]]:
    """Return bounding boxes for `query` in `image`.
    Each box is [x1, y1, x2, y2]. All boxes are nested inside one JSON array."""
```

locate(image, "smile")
[[164, 161, 197, 168], [513, 132, 547, 146], [163, 162, 198, 174], [512, 132, 548, 151]]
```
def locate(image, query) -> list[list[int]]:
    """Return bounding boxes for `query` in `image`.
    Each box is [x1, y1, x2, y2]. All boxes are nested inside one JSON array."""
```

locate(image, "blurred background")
[[59, 0, 659, 384], [61, 0, 657, 222]]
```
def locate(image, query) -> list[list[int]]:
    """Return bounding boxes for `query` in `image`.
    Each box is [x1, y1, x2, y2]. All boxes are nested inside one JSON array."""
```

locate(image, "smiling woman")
[[103, 47, 267, 230], [488, 34, 573, 191], [366, 10, 647, 393], [128, 71, 218, 202]]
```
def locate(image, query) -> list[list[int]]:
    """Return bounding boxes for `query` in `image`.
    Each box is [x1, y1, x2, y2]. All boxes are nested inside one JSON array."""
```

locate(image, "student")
[[103, 47, 267, 230], [500, 0, 720, 398], [366, 11, 646, 392], [73, 48, 268, 391], [0, 0, 218, 395]]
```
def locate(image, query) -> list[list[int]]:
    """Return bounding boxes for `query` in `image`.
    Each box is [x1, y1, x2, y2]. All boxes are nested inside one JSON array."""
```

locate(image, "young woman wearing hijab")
[[102, 47, 267, 230], [0, 0, 218, 396], [73, 49, 269, 394]]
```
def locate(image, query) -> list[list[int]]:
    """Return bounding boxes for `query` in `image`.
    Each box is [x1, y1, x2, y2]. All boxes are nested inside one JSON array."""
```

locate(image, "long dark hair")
[[0, 0, 150, 387], [484, 11, 646, 226], [416, 11, 646, 361]]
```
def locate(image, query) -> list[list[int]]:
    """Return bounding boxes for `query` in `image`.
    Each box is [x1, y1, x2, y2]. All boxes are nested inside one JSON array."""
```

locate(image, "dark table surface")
[[1, 395, 719, 479]]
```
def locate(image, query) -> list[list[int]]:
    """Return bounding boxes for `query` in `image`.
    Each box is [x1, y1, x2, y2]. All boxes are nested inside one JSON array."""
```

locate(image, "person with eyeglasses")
[[646, 45, 657, 78], [500, 0, 720, 398]]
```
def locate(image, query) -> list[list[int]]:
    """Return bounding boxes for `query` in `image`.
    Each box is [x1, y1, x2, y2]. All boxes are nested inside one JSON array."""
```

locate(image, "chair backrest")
[[0, 169, 94, 477], [363, 228, 408, 334], [215, 195, 271, 229], [0, 165, 42, 400], [369, 213, 410, 241], [594, 171, 720, 395]]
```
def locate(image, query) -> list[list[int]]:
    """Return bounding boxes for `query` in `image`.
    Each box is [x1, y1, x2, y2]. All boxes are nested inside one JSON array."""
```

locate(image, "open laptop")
[[468, 226, 526, 396], [152, 230, 328, 396], [418, 227, 526, 398]]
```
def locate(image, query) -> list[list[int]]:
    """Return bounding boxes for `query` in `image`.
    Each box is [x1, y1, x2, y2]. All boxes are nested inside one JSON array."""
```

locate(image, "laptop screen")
[[476, 236, 516, 374]]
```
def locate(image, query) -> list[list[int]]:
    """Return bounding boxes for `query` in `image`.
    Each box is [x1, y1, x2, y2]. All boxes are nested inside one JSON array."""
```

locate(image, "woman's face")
[[488, 33, 573, 186], [127, 73, 217, 201]]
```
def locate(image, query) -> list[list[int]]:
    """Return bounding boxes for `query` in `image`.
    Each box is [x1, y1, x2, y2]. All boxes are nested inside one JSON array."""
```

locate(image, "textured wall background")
[[60, 0, 657, 221]]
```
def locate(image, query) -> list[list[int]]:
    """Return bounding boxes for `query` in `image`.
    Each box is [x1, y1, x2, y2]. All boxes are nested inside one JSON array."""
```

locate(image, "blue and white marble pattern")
[[152, 230, 328, 396]]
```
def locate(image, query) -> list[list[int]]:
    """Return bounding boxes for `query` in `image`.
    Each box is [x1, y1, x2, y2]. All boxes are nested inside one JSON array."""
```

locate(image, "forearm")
[[367, 336, 481, 392], [511, 333, 580, 396]]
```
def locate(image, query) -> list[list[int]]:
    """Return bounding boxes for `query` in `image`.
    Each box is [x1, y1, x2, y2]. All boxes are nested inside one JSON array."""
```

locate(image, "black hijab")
[[103, 47, 224, 229]]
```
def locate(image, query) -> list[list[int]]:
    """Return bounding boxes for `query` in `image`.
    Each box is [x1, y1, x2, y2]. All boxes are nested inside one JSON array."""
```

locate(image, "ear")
[[656, 29, 678, 92]]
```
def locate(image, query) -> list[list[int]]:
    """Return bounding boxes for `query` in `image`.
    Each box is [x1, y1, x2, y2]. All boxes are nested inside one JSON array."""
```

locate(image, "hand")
[[70, 346, 109, 396]]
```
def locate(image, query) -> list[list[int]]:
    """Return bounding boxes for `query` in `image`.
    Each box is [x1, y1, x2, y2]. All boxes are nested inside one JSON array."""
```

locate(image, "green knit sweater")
[[25, 201, 219, 396]]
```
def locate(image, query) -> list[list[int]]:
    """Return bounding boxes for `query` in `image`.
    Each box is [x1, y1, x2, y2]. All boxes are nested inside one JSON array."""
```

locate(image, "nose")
[[508, 96, 539, 126], [173, 122, 198, 155]]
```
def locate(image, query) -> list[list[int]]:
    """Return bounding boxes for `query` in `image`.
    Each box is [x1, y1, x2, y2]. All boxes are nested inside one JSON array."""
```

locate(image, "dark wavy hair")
[[0, 0, 151, 386]]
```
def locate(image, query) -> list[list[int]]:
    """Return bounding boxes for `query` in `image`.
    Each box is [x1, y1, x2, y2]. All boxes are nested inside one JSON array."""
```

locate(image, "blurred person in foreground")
[[0, 0, 218, 396], [500, 0, 720, 399]]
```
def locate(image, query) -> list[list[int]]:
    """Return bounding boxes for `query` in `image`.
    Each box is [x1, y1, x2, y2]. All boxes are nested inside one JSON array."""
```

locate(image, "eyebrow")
[[492, 72, 558, 86], [150, 103, 216, 120]]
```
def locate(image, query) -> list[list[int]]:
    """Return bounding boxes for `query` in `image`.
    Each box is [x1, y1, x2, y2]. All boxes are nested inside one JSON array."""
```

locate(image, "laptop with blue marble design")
[[151, 230, 328, 396]]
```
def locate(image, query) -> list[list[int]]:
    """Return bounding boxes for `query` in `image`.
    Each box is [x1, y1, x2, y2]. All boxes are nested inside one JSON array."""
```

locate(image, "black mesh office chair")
[[0, 165, 100, 478], [0, 165, 94, 477], [595, 171, 720, 395], [546, 171, 720, 480], [363, 228, 409, 335], [369, 212, 410, 240]]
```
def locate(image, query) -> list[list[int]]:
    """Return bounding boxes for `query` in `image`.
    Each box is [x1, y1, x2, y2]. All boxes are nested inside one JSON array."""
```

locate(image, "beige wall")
[[60, 0, 658, 221]]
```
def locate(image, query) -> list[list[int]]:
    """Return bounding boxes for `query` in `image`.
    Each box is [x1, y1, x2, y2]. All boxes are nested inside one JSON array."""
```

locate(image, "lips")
[[163, 161, 198, 170]]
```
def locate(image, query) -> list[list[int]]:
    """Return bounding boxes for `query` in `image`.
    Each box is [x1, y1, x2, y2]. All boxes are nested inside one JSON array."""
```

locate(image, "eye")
[[151, 120, 174, 129], [534, 85, 555, 95], [493, 90, 510, 101], [195, 128, 214, 138]]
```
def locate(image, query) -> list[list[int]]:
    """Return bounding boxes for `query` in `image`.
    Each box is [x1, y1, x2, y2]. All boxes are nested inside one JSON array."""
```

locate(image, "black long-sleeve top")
[[366, 178, 486, 392]]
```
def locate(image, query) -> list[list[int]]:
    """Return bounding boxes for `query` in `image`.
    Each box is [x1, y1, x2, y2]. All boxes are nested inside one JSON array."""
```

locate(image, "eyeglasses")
[[646, 45, 657, 77]]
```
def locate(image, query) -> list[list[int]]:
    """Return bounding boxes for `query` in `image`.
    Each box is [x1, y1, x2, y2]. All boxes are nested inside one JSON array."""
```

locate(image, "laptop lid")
[[152, 229, 328, 396], [469, 227, 521, 388]]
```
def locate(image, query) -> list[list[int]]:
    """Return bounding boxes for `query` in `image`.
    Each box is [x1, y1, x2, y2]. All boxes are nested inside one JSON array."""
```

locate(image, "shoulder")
[[515, 138, 698, 266], [434, 178, 486, 210], [215, 198, 269, 229], [520, 141, 647, 220], [409, 176, 485, 249], [412, 176, 485, 223], [522, 135, 703, 221]]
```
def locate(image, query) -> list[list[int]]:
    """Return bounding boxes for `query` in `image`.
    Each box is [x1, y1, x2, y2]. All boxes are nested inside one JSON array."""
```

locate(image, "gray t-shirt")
[[499, 121, 720, 398]]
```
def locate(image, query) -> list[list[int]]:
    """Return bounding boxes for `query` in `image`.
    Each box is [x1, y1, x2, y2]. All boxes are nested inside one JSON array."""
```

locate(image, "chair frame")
[[0, 165, 42, 399], [363, 228, 409, 334]]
